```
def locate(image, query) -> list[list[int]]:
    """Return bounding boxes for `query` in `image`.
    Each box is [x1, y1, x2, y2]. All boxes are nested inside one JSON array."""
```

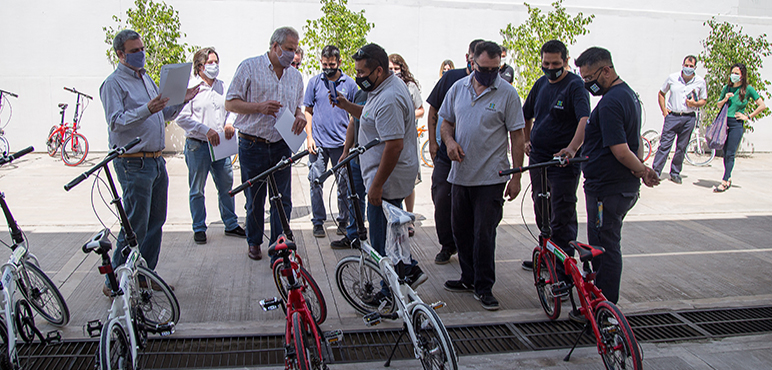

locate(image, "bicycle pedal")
[[552, 281, 571, 297], [153, 322, 176, 337], [324, 329, 344, 344], [85, 320, 102, 338], [45, 330, 62, 345], [363, 311, 382, 327], [259, 297, 283, 311], [430, 301, 446, 311]]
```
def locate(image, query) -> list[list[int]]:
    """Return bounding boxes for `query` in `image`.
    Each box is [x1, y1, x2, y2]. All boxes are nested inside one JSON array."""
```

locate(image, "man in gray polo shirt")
[[439, 41, 525, 311]]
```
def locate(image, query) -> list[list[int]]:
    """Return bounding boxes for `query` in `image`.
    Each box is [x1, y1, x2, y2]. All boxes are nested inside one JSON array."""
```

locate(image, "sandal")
[[714, 180, 732, 193], [408, 223, 415, 237]]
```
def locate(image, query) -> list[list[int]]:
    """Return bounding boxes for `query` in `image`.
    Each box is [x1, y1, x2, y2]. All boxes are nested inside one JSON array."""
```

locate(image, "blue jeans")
[[308, 147, 348, 226], [184, 138, 239, 232], [111, 157, 168, 278], [345, 160, 367, 241], [367, 198, 417, 295], [722, 117, 744, 181], [239, 138, 293, 247]]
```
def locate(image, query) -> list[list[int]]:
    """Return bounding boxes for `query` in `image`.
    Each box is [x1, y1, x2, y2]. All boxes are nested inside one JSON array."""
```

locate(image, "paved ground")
[[1, 150, 772, 369]]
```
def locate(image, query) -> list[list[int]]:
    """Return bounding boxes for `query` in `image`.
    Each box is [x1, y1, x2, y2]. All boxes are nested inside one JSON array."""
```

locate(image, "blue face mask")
[[125, 50, 145, 70], [277, 46, 295, 68]]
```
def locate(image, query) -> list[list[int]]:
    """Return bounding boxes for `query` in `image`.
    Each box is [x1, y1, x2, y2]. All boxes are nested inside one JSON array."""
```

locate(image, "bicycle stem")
[[103, 165, 138, 250], [0, 192, 23, 245]]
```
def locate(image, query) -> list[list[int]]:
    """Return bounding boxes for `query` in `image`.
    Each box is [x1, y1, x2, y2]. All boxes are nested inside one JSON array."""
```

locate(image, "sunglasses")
[[291, 62, 301, 68], [475, 62, 498, 74]]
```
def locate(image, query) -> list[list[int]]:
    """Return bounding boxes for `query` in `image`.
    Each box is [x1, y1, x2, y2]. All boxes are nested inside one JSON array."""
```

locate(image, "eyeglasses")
[[475, 62, 498, 74], [581, 65, 612, 82]]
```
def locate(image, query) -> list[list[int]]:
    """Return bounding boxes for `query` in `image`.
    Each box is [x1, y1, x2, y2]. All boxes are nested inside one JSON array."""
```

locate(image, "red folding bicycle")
[[47, 87, 91, 166]]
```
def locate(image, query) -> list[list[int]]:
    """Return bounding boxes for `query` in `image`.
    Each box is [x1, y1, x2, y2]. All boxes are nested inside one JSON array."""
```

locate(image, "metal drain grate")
[[16, 305, 772, 369]]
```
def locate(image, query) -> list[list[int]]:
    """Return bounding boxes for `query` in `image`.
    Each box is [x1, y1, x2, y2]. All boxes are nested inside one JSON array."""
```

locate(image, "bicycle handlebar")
[[64, 138, 141, 191], [0, 146, 34, 165], [229, 149, 311, 196], [63, 87, 93, 100], [499, 156, 589, 176], [314, 138, 380, 186], [0, 89, 18, 98]]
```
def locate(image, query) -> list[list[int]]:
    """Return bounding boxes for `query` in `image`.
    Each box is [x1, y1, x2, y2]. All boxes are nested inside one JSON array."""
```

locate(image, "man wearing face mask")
[[426, 39, 484, 265], [498, 46, 515, 84], [440, 41, 525, 311], [652, 55, 707, 184], [99, 29, 200, 295], [225, 26, 307, 261], [303, 45, 358, 239], [520, 40, 590, 280], [176, 47, 245, 245], [575, 47, 659, 307]]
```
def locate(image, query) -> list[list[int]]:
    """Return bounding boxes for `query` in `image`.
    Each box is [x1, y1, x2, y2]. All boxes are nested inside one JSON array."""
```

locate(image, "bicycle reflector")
[[98, 265, 113, 275]]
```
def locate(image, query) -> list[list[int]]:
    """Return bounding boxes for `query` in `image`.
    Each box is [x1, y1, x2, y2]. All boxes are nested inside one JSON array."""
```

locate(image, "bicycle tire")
[[641, 136, 652, 162], [0, 136, 8, 157], [335, 256, 395, 315], [0, 319, 9, 370], [19, 262, 70, 326], [272, 260, 328, 325], [411, 303, 458, 370], [62, 132, 89, 166], [46, 126, 61, 157], [421, 140, 433, 168], [292, 312, 312, 370], [595, 301, 643, 370], [99, 318, 133, 370], [532, 248, 561, 320], [685, 137, 715, 166], [134, 266, 180, 327]]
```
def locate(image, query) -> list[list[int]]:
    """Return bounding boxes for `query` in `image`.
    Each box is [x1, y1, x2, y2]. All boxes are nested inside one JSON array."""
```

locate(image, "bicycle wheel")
[[46, 126, 61, 157], [18, 262, 70, 326], [595, 301, 643, 370], [100, 318, 133, 370], [0, 320, 10, 370], [641, 136, 652, 162], [272, 260, 327, 325], [532, 248, 561, 320], [0, 136, 8, 157], [335, 256, 394, 315], [292, 312, 312, 370], [134, 266, 180, 327], [411, 303, 458, 370], [685, 137, 715, 166], [421, 140, 433, 168], [62, 132, 89, 166]]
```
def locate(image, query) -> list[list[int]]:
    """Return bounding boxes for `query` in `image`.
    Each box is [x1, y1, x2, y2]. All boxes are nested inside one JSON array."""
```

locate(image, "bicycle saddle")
[[268, 235, 296, 257], [83, 228, 113, 255], [58, 103, 68, 110], [570, 241, 605, 262]]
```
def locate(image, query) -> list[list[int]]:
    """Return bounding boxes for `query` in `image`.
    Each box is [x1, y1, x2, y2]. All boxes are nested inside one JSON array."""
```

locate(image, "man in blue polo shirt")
[[304, 45, 358, 238]]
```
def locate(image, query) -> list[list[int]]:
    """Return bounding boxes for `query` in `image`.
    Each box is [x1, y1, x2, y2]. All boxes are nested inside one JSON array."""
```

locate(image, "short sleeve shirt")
[[523, 73, 590, 161], [719, 85, 760, 118], [438, 74, 525, 186], [358, 73, 420, 199], [660, 72, 707, 113], [582, 82, 642, 196], [303, 72, 358, 148], [226, 53, 304, 142]]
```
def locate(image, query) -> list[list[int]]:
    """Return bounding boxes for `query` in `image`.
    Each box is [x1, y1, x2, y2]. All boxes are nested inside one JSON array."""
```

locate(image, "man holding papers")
[[225, 26, 307, 261], [99, 29, 200, 295], [177, 47, 246, 245]]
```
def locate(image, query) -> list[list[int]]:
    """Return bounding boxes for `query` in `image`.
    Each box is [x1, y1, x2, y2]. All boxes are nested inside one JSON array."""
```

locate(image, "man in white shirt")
[[652, 55, 707, 184], [177, 47, 245, 245]]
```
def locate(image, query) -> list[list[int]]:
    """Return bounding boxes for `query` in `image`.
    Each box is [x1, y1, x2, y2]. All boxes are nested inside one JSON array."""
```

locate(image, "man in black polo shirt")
[[520, 40, 590, 281], [499, 46, 515, 84], [426, 39, 484, 264], [575, 47, 659, 305]]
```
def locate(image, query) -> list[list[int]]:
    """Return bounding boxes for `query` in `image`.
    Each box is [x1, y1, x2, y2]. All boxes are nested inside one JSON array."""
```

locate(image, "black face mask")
[[584, 79, 604, 96], [356, 69, 377, 92], [542, 66, 564, 81], [323, 68, 338, 78], [474, 70, 499, 87]]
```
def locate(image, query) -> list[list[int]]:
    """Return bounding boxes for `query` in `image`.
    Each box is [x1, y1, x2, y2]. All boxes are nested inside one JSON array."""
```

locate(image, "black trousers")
[[431, 148, 456, 252]]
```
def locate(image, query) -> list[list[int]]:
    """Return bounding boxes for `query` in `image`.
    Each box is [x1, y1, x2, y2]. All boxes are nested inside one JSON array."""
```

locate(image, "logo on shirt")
[[362, 111, 370, 119], [486, 103, 496, 111], [554, 100, 565, 110]]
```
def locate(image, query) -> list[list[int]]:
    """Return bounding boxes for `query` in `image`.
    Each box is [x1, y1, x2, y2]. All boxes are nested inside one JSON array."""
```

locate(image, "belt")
[[187, 137, 207, 144], [118, 151, 163, 158], [669, 112, 695, 117], [238, 132, 275, 144]]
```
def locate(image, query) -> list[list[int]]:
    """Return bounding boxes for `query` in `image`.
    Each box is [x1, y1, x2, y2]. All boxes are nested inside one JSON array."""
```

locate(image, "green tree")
[[301, 0, 374, 76], [500, 0, 594, 97], [103, 0, 197, 84], [699, 17, 771, 130]]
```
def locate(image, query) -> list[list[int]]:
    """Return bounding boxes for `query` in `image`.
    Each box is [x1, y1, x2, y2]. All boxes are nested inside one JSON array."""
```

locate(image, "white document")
[[159, 63, 193, 106], [274, 107, 307, 153], [208, 131, 239, 162]]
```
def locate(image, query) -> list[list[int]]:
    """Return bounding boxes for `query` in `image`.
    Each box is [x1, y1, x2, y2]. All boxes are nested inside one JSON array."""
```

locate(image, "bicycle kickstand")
[[384, 323, 408, 367], [564, 323, 590, 362]]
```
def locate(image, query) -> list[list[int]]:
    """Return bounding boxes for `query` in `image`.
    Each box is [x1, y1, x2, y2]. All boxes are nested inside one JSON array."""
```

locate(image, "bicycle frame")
[[1, 247, 26, 366]]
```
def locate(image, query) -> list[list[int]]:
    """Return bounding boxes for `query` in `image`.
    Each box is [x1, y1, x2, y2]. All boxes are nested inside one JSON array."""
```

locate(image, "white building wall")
[[1, 0, 770, 152]]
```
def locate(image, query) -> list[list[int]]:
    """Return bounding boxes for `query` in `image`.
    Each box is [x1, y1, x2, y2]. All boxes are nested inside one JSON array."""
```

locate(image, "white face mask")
[[203, 63, 219, 79], [682, 66, 695, 76], [730, 74, 741, 84]]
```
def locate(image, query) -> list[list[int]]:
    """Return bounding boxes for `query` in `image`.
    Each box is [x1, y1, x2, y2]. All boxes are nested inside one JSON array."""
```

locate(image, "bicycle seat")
[[58, 103, 68, 110], [570, 241, 605, 262], [83, 228, 113, 255], [267, 235, 296, 257]]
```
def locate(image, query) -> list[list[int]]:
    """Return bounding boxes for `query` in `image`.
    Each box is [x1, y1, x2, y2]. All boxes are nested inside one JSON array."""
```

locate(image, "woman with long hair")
[[389, 53, 424, 236], [715, 63, 766, 192], [439, 59, 454, 77]]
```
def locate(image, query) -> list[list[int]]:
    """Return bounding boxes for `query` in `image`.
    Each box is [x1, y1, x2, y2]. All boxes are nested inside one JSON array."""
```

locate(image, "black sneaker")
[[362, 291, 391, 307], [330, 237, 352, 249], [336, 223, 347, 235], [444, 280, 474, 292], [474, 293, 500, 311], [405, 266, 428, 289], [568, 309, 589, 324], [313, 224, 326, 238], [670, 174, 683, 184], [194, 231, 207, 244], [434, 248, 457, 265], [224, 226, 247, 238], [521, 260, 534, 271]]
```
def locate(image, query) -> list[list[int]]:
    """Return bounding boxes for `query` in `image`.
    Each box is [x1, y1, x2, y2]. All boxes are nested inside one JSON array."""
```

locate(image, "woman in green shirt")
[[715, 63, 767, 192]]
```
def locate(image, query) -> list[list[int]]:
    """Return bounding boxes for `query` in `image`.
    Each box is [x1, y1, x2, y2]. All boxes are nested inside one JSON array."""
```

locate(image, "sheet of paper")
[[208, 131, 238, 162], [159, 63, 193, 106], [274, 107, 307, 153]]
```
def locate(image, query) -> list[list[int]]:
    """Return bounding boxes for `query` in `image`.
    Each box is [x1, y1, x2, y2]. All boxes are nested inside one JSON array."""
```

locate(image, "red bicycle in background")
[[47, 87, 91, 166]]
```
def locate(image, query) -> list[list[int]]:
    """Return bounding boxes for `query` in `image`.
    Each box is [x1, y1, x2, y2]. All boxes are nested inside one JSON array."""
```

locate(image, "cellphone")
[[325, 78, 338, 104]]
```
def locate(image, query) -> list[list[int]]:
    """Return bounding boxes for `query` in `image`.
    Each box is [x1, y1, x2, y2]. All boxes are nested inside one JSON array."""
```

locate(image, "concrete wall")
[[1, 0, 770, 152]]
